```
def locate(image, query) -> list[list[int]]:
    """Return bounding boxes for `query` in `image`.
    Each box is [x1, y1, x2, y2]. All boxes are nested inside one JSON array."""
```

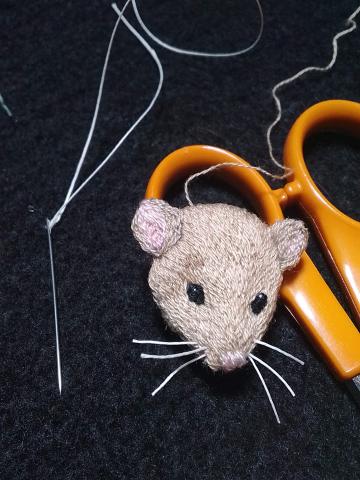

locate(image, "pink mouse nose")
[[220, 352, 247, 372]]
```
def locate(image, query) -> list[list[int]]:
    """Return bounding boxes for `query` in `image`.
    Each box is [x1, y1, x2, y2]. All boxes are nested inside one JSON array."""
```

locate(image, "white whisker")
[[141, 347, 205, 360], [255, 340, 304, 365], [249, 353, 295, 397], [152, 354, 206, 396], [133, 339, 197, 346], [249, 356, 280, 424]]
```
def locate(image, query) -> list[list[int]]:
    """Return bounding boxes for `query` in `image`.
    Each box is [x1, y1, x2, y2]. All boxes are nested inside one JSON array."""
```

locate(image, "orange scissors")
[[144, 99, 360, 405]]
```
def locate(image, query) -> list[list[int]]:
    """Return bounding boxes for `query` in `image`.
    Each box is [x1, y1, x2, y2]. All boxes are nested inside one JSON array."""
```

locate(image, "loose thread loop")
[[184, 161, 288, 206], [48, 3, 164, 230], [48, 0, 132, 229], [131, 0, 264, 58]]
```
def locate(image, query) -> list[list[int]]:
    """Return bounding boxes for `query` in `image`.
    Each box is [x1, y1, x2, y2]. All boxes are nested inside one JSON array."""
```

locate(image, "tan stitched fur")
[[132, 200, 308, 371]]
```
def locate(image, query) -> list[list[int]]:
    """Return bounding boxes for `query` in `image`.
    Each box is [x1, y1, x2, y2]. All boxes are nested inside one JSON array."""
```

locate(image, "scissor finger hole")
[[303, 131, 360, 221]]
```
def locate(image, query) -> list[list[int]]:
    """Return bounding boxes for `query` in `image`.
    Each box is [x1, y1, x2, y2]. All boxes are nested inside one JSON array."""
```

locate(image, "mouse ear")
[[269, 218, 308, 271], [131, 199, 182, 257]]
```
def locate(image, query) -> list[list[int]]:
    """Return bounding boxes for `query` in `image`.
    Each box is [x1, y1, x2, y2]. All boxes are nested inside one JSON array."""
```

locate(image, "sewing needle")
[[46, 219, 62, 394]]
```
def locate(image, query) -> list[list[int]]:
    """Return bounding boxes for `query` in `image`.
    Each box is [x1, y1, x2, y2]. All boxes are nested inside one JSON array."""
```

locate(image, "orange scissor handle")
[[284, 99, 360, 321], [145, 144, 360, 381]]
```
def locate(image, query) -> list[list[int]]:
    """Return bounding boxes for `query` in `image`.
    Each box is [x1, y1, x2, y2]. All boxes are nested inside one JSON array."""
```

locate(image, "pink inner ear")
[[137, 200, 166, 253]]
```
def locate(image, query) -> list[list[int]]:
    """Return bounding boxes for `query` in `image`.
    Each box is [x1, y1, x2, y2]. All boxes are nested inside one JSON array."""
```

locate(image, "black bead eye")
[[187, 283, 205, 305], [250, 292, 267, 314]]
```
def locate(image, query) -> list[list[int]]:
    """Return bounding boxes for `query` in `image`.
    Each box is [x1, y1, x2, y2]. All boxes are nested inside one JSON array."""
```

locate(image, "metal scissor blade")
[[346, 374, 360, 408]]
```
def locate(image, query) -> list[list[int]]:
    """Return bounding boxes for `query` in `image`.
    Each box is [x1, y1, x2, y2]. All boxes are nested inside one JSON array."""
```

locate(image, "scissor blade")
[[346, 374, 360, 408]]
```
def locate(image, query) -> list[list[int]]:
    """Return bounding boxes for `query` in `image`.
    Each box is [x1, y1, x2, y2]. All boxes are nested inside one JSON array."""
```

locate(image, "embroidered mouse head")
[[132, 199, 308, 372]]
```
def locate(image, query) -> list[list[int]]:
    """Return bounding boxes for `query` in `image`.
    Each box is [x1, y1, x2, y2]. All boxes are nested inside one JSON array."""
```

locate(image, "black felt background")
[[1, 1, 360, 479]]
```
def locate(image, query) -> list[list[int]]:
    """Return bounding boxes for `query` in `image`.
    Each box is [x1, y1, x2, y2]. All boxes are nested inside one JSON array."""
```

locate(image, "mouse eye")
[[187, 283, 205, 305], [250, 292, 267, 314]]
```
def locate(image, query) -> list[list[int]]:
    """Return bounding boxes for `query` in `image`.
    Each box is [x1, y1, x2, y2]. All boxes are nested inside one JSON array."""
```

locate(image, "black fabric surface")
[[1, 1, 360, 479]]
